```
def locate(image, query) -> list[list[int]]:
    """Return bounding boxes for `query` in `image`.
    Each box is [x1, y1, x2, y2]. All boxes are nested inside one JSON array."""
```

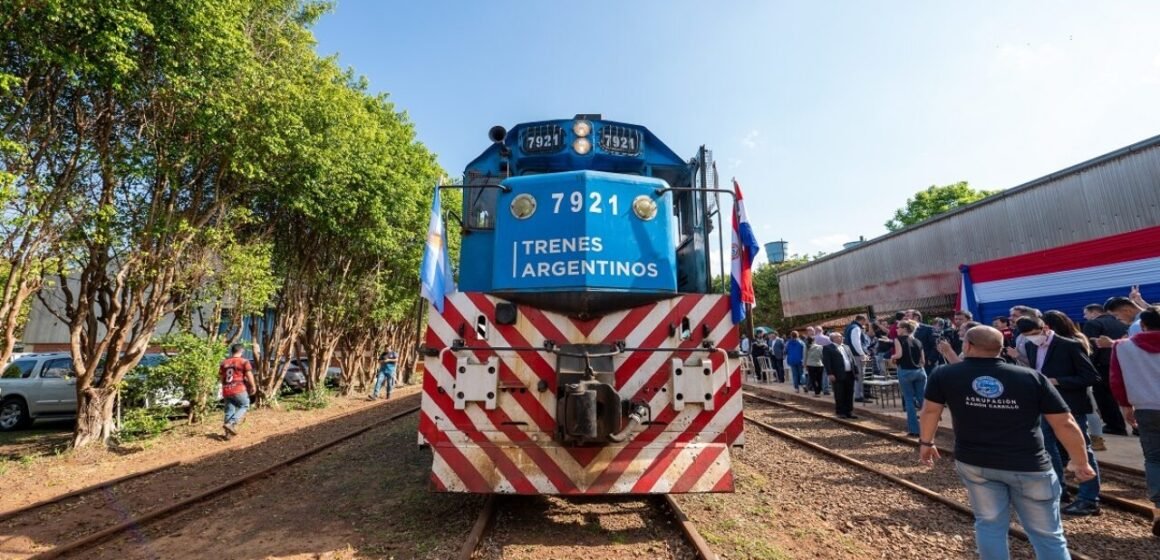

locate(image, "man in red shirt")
[[220, 343, 256, 439]]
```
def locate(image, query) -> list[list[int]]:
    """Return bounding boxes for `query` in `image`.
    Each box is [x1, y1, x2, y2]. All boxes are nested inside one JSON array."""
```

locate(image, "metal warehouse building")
[[778, 134, 1160, 318]]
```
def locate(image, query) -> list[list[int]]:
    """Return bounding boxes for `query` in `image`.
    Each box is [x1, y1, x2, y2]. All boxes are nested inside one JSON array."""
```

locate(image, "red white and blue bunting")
[[957, 225, 1160, 322]]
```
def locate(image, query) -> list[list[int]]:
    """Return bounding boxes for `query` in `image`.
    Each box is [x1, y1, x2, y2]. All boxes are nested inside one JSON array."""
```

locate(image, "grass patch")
[[115, 407, 174, 443], [281, 387, 334, 411]]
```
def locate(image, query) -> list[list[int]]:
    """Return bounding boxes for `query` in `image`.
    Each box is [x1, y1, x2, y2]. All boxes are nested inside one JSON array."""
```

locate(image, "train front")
[[418, 115, 743, 494]]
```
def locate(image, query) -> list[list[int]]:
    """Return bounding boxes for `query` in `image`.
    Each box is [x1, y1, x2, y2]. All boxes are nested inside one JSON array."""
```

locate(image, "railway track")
[[744, 390, 1160, 560], [0, 393, 414, 526], [744, 390, 1154, 518], [0, 397, 421, 560], [458, 493, 716, 560]]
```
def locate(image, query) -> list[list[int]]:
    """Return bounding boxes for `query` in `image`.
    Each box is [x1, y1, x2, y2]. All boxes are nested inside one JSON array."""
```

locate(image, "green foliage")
[[283, 387, 331, 411], [116, 407, 173, 443], [121, 333, 226, 422], [885, 181, 998, 232], [3, 0, 442, 443], [750, 254, 814, 330]]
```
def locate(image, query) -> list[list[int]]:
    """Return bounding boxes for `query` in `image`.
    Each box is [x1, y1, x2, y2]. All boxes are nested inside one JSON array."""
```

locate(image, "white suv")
[[0, 352, 77, 431]]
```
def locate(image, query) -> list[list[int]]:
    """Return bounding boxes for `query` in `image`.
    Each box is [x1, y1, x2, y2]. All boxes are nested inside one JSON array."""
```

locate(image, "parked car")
[[0, 352, 182, 431], [0, 352, 78, 431], [279, 358, 342, 392]]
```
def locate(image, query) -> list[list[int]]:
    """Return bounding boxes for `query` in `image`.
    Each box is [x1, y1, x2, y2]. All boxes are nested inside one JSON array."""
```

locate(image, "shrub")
[[117, 407, 173, 442], [141, 333, 228, 423]]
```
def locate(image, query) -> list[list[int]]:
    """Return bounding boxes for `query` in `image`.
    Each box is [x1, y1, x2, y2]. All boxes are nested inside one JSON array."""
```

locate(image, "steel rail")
[[32, 403, 422, 560], [0, 390, 420, 526], [457, 495, 497, 560], [743, 413, 1096, 560], [661, 494, 718, 560], [0, 461, 181, 523], [744, 385, 1147, 479], [455, 494, 716, 560], [743, 391, 1154, 518]]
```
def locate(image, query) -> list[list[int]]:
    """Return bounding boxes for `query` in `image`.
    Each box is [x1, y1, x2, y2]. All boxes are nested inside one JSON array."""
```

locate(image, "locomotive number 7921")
[[550, 192, 619, 215]]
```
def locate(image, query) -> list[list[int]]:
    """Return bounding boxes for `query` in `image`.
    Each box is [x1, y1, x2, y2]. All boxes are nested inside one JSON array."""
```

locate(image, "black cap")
[[1015, 317, 1044, 334], [1104, 296, 1135, 311]]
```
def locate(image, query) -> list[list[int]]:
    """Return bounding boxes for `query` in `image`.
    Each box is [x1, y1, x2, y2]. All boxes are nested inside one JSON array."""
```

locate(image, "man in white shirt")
[[845, 315, 871, 402]]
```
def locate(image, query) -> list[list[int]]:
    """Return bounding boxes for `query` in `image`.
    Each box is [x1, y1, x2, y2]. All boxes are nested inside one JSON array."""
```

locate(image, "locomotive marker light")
[[510, 193, 537, 219], [572, 119, 592, 137], [632, 195, 658, 221], [572, 137, 592, 155]]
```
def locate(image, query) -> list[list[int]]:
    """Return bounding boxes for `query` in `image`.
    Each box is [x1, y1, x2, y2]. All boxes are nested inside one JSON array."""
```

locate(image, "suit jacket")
[[914, 324, 939, 367], [1081, 314, 1128, 372], [822, 344, 855, 379], [1025, 335, 1099, 414]]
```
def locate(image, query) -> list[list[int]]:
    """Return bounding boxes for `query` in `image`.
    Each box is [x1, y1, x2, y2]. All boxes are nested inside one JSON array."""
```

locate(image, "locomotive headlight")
[[632, 195, 658, 221], [572, 137, 592, 155], [572, 120, 592, 137], [510, 193, 537, 219]]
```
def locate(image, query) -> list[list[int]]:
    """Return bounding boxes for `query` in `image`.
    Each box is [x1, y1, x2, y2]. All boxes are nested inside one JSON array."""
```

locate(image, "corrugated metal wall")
[[780, 135, 1160, 317]]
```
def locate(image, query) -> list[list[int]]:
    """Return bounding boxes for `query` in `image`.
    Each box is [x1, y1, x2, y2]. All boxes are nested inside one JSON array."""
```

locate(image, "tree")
[[884, 181, 998, 232], [0, 0, 113, 367], [6, 0, 444, 443], [750, 254, 812, 330], [6, 0, 346, 447]]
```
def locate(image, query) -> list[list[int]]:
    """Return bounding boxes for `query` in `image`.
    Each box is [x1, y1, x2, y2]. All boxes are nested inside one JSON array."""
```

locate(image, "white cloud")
[[741, 129, 760, 149], [727, 157, 743, 169]]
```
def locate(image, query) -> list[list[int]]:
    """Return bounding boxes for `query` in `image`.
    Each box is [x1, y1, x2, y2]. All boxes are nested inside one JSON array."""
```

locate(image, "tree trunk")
[[72, 387, 118, 448]]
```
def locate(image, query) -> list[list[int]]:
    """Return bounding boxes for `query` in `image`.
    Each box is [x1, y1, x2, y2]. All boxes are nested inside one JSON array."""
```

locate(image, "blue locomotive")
[[420, 115, 742, 495]]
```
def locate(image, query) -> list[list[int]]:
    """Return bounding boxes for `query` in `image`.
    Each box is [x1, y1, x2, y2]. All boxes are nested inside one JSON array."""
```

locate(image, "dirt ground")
[[680, 413, 1032, 560], [78, 412, 482, 560], [8, 383, 1143, 559], [0, 385, 423, 514], [477, 496, 696, 560]]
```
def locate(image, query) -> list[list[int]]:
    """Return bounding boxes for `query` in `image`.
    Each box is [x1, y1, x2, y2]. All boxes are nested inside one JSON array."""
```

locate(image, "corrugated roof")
[[777, 133, 1160, 318]]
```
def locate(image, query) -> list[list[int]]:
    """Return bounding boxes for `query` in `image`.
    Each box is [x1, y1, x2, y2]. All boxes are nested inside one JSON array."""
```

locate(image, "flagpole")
[[745, 303, 755, 340]]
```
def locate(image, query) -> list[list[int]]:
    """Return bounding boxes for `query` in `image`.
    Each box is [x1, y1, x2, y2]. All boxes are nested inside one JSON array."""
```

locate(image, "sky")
[[312, 1, 1160, 265]]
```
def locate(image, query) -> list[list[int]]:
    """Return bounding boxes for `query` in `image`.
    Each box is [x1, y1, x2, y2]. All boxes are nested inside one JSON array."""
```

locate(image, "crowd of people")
[[745, 286, 1160, 558], [744, 310, 961, 433]]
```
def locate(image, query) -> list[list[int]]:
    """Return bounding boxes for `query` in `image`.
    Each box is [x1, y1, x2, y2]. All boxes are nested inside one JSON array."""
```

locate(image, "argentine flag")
[[420, 187, 455, 313], [731, 179, 760, 324]]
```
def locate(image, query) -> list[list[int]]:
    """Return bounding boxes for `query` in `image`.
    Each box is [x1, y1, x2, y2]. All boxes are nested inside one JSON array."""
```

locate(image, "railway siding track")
[[0, 395, 422, 560], [744, 391, 1160, 560], [744, 390, 1153, 518]]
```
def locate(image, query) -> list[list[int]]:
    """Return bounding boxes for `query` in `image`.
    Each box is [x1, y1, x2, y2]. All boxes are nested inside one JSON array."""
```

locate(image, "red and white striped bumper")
[[419, 292, 743, 494]]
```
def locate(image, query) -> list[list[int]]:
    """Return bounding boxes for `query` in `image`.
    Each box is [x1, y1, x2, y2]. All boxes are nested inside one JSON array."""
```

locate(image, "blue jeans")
[[955, 461, 1070, 560], [789, 363, 805, 389], [1087, 412, 1103, 437], [224, 393, 250, 426], [896, 368, 927, 434], [875, 352, 891, 376], [371, 371, 395, 398], [1136, 409, 1160, 508], [1041, 412, 1100, 502]]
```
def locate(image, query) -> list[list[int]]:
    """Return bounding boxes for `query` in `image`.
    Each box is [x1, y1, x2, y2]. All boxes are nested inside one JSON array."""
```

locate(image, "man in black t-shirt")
[[917, 326, 1095, 560]]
